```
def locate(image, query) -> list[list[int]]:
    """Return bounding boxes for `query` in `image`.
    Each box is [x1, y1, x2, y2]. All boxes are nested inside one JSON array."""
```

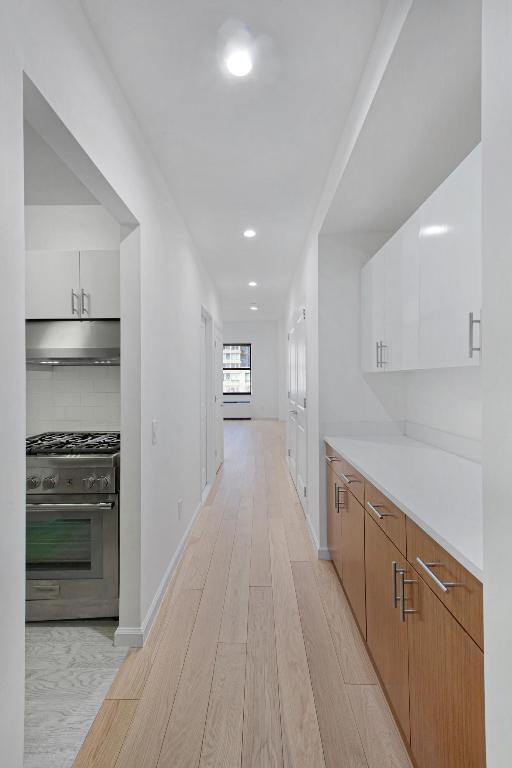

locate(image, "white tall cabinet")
[[361, 145, 481, 373], [26, 250, 120, 319]]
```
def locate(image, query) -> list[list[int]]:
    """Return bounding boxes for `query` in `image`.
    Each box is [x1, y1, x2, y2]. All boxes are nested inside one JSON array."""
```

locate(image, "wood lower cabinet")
[[365, 514, 410, 740], [407, 573, 485, 768], [340, 492, 366, 637], [326, 464, 342, 577]]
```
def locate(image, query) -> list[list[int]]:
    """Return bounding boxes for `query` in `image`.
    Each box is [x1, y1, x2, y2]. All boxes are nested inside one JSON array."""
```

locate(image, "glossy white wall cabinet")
[[79, 250, 120, 319], [361, 145, 481, 373], [26, 250, 80, 319], [26, 250, 120, 319], [417, 146, 481, 369]]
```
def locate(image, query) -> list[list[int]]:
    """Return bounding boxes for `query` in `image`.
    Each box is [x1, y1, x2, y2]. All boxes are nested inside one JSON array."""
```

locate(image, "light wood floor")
[[73, 420, 413, 768]]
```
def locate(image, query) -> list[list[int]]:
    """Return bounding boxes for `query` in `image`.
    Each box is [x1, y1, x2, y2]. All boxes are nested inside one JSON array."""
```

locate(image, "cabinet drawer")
[[324, 445, 365, 505], [407, 519, 483, 649], [365, 481, 406, 555]]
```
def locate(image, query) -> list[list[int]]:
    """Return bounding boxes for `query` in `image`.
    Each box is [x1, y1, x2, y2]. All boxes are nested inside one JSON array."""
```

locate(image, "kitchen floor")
[[24, 621, 127, 768], [73, 420, 412, 768]]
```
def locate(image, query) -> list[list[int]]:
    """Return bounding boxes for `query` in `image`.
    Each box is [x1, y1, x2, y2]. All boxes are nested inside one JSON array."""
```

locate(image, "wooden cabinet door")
[[408, 573, 485, 768], [79, 250, 120, 318], [365, 514, 410, 740], [26, 250, 80, 319], [340, 493, 366, 637], [326, 464, 342, 578]]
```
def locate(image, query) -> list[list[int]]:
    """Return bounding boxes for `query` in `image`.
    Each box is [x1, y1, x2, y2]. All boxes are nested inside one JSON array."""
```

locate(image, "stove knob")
[[97, 475, 110, 490], [26, 475, 40, 490], [82, 476, 96, 489], [42, 475, 57, 490]]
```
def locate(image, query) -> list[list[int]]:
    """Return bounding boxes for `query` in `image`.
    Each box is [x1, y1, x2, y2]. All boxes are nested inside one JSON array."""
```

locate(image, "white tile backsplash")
[[26, 366, 120, 436]]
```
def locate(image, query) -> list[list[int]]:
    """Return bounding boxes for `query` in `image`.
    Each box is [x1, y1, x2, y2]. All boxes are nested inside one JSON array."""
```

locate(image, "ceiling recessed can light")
[[420, 224, 450, 237], [225, 48, 253, 77], [248, 281, 258, 287], [250, 305, 259, 311], [243, 228, 256, 238]]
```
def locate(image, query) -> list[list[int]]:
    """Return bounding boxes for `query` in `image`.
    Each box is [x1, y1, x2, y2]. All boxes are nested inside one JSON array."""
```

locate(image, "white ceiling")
[[322, 0, 481, 249], [24, 122, 98, 205], [80, 0, 386, 319]]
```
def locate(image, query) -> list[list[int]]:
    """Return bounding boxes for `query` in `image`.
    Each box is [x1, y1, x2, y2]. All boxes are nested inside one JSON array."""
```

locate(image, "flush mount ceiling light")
[[250, 305, 259, 311], [225, 48, 253, 77], [243, 228, 256, 238], [248, 281, 258, 287]]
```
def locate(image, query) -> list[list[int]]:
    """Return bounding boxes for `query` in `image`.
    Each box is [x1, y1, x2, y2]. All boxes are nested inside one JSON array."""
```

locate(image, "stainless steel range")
[[25, 431, 120, 621]]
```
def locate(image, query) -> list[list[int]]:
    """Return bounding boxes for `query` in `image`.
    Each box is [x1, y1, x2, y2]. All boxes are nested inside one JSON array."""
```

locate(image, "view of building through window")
[[223, 343, 251, 394]]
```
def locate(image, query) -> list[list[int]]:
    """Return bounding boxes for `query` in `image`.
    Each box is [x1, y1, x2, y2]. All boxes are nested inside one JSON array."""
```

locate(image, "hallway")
[[74, 421, 412, 768]]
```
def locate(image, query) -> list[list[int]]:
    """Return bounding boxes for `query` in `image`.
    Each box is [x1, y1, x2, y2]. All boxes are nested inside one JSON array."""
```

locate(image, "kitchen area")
[[23, 117, 127, 767]]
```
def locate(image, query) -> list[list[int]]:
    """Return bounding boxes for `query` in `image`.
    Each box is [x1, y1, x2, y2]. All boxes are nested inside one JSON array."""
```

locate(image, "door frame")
[[200, 306, 216, 500]]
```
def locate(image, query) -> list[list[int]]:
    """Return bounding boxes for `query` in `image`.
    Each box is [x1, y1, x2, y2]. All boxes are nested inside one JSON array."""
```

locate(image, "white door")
[[200, 316, 208, 492], [295, 308, 307, 513], [287, 307, 308, 513], [79, 250, 120, 318], [26, 250, 80, 319], [214, 326, 224, 472], [287, 327, 297, 484]]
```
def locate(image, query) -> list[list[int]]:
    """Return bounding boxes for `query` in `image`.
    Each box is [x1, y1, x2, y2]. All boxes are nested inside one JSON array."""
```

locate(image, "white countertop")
[[324, 435, 483, 582]]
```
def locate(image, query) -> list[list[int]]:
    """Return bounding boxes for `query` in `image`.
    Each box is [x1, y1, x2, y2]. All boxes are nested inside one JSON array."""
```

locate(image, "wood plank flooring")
[[73, 420, 412, 768]]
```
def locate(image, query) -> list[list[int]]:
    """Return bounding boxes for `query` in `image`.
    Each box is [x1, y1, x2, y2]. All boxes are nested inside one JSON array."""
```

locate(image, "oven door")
[[26, 497, 112, 580]]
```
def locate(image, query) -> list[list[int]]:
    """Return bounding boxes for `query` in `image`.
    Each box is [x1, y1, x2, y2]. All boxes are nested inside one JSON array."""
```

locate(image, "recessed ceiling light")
[[243, 229, 256, 238], [225, 48, 253, 77], [250, 305, 259, 311], [248, 281, 258, 287], [419, 224, 450, 237]]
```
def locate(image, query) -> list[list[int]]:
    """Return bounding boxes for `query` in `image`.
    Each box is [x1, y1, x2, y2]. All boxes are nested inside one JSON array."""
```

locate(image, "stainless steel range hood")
[[26, 320, 120, 366]]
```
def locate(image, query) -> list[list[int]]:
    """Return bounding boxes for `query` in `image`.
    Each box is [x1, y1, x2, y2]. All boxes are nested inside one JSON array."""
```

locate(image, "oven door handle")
[[26, 502, 114, 510]]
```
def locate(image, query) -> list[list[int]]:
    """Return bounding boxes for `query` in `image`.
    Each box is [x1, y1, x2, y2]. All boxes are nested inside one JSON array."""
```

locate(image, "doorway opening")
[[287, 306, 308, 514], [23, 75, 140, 766]]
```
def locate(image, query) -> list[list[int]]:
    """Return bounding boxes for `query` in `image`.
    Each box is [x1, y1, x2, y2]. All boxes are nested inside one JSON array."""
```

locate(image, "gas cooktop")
[[26, 431, 120, 456]]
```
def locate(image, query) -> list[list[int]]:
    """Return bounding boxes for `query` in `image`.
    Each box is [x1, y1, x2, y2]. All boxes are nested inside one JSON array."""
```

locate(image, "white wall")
[[26, 366, 120, 435], [482, 2, 512, 764], [25, 204, 120, 250], [223, 320, 279, 419], [404, 367, 482, 461], [0, 3, 221, 764]]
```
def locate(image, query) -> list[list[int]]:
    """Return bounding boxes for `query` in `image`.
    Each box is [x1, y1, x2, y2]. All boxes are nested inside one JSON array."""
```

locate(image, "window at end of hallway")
[[223, 343, 251, 395]]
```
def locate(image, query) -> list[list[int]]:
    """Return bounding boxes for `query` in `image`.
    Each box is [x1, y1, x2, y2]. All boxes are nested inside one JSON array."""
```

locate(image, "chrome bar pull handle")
[[469, 312, 481, 357], [71, 289, 80, 316], [340, 472, 361, 485], [415, 557, 461, 593], [399, 570, 417, 622], [366, 501, 393, 520], [376, 341, 380, 368], [335, 485, 347, 512], [392, 561, 404, 608], [325, 455, 340, 464], [81, 288, 89, 315]]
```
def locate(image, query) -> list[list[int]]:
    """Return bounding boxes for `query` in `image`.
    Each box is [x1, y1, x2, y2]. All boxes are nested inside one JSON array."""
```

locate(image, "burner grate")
[[26, 432, 120, 456]]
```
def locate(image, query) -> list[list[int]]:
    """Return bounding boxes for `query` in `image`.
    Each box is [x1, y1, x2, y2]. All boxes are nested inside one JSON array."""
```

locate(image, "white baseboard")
[[114, 497, 203, 648]]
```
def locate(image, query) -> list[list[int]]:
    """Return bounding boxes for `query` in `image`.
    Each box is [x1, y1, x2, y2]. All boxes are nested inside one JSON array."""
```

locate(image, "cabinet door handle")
[[71, 289, 80, 316], [335, 484, 347, 512], [399, 569, 417, 622], [366, 501, 393, 520], [391, 560, 404, 608], [340, 472, 361, 485], [415, 557, 461, 593], [325, 455, 340, 464], [81, 288, 89, 315], [469, 312, 481, 358], [376, 341, 380, 369]]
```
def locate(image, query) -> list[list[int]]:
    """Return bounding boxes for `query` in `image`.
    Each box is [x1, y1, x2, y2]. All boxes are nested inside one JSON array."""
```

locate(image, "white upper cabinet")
[[26, 250, 81, 320], [79, 251, 120, 319], [361, 145, 481, 373], [26, 250, 120, 320], [417, 146, 481, 369]]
